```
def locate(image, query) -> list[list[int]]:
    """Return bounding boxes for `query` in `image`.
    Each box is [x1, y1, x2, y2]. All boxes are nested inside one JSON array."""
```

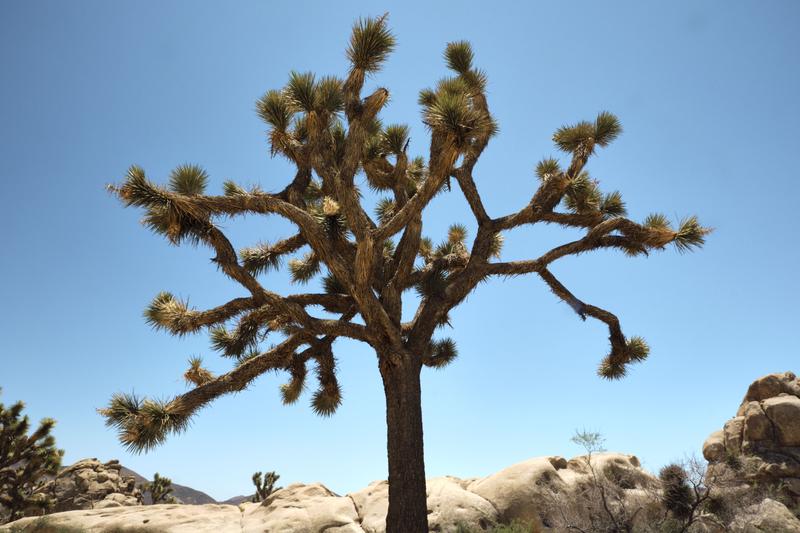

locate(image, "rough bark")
[[380, 354, 428, 533]]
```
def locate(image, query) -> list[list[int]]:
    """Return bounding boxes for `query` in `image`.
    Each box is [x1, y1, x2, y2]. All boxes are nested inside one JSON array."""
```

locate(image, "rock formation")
[[39, 458, 142, 512], [6, 373, 800, 531], [2, 452, 656, 532], [703, 371, 800, 510]]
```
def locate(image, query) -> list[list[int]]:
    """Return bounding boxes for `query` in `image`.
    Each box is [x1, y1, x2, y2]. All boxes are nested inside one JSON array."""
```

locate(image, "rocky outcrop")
[[39, 458, 142, 512], [3, 453, 657, 532], [703, 371, 800, 509], [350, 476, 499, 532], [252, 483, 362, 532], [729, 498, 800, 532]]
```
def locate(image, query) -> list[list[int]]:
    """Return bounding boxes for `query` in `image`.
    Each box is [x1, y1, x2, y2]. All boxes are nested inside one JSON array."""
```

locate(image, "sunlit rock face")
[[39, 458, 142, 512], [2, 453, 660, 532], [703, 371, 800, 509]]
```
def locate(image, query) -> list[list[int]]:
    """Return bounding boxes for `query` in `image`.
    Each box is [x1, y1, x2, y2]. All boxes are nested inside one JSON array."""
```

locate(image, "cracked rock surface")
[[37, 458, 143, 512], [703, 371, 800, 508]]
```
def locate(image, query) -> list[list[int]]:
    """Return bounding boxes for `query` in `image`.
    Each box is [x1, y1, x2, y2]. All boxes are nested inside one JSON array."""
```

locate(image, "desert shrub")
[[138, 473, 175, 505], [659, 464, 694, 521], [251, 471, 280, 503], [455, 520, 538, 533], [0, 390, 63, 523]]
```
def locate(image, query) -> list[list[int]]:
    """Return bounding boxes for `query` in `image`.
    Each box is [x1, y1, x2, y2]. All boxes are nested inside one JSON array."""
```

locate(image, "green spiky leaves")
[[256, 90, 294, 131], [674, 215, 711, 253], [280, 361, 307, 405], [285, 71, 317, 113], [223, 180, 246, 196], [447, 223, 468, 244], [444, 41, 474, 74], [564, 171, 602, 214], [315, 76, 345, 114], [423, 338, 458, 368], [594, 111, 623, 147], [640, 213, 710, 252], [600, 191, 627, 217], [289, 251, 321, 284], [420, 42, 496, 149], [553, 121, 595, 154], [100, 393, 191, 453], [115, 165, 212, 246], [144, 292, 199, 335], [311, 382, 342, 417], [382, 124, 410, 155], [418, 236, 434, 262], [415, 268, 448, 299], [184, 356, 214, 387], [422, 91, 496, 148], [322, 272, 347, 295], [535, 158, 561, 181], [283, 72, 345, 115], [347, 15, 396, 73], [443, 41, 487, 91], [644, 213, 671, 231], [375, 198, 396, 225], [241, 243, 284, 275], [168, 164, 208, 196], [310, 348, 342, 417], [553, 111, 622, 155], [209, 307, 273, 358], [489, 233, 504, 259], [626, 336, 650, 362], [241, 236, 304, 276], [598, 336, 650, 380]]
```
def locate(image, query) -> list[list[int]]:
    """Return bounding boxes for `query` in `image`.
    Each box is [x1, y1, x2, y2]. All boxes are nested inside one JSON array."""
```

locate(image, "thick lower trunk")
[[380, 356, 428, 533]]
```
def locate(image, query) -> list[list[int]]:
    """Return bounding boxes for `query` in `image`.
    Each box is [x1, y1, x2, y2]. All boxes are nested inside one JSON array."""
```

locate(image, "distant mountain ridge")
[[221, 495, 252, 505], [119, 466, 216, 505]]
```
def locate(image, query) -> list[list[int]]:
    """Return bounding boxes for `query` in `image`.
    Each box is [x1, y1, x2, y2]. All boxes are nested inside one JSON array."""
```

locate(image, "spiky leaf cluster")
[[144, 292, 202, 336], [209, 307, 276, 359], [0, 390, 63, 522], [423, 338, 458, 368], [241, 243, 285, 275], [184, 357, 214, 387], [311, 352, 342, 417], [322, 272, 347, 295], [420, 41, 496, 150], [553, 111, 622, 155], [280, 360, 307, 405], [100, 393, 191, 453], [168, 164, 208, 196], [289, 251, 322, 284], [346, 15, 395, 73], [598, 336, 650, 380], [117, 165, 212, 246]]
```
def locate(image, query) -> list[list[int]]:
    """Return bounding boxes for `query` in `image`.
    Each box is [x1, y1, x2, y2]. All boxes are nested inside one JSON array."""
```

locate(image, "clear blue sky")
[[1, 1, 798, 501]]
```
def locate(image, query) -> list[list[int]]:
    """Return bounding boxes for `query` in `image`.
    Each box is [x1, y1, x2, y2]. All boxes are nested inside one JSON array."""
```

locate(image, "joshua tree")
[[100, 15, 709, 532], [0, 389, 63, 523], [141, 473, 175, 505], [251, 471, 280, 503]]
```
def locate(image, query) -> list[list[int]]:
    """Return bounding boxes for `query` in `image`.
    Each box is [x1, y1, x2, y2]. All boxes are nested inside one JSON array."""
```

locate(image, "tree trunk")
[[380, 355, 428, 533]]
